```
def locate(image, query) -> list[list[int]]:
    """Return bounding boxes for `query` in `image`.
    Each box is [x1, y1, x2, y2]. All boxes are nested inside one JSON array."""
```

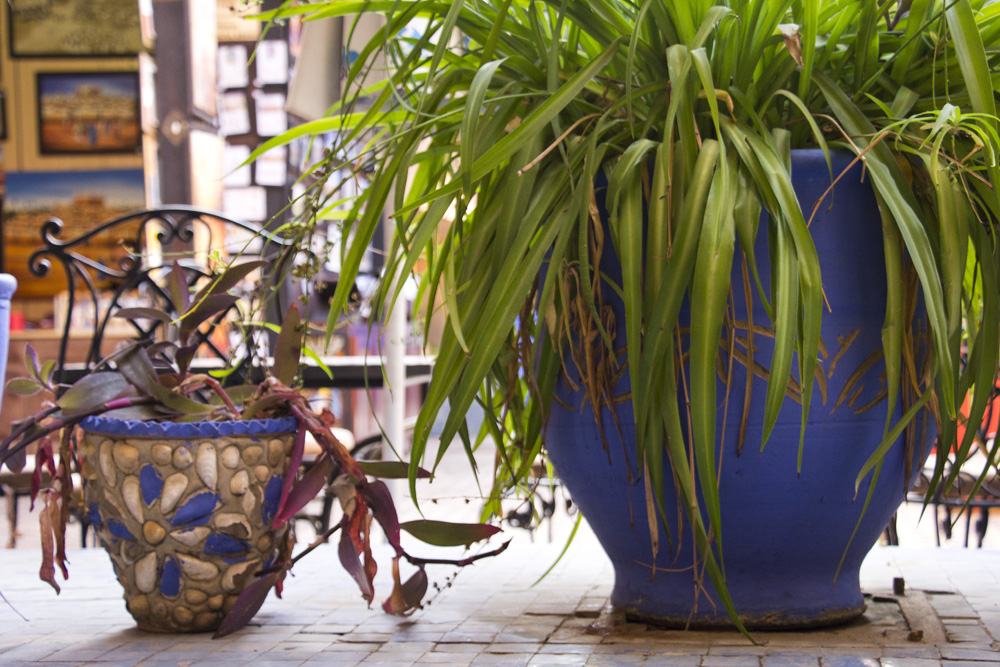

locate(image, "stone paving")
[[1, 524, 998, 667]]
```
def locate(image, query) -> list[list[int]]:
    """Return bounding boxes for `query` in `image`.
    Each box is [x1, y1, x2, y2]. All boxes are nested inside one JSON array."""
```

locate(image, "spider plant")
[[256, 0, 1000, 630]]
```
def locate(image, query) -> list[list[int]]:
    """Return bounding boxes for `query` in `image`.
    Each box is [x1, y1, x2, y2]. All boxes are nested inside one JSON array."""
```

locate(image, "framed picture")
[[3, 169, 146, 298], [36, 72, 141, 155], [8, 0, 142, 57]]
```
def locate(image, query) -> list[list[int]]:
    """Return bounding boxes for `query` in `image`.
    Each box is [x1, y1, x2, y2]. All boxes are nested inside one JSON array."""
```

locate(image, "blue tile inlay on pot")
[[204, 533, 249, 556], [139, 464, 163, 507], [160, 555, 181, 598], [88, 503, 102, 526], [262, 475, 283, 525], [170, 492, 219, 526], [106, 519, 134, 540]]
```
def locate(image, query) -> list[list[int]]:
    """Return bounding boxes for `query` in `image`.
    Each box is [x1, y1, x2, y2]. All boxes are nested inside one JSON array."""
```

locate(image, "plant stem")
[[402, 540, 511, 567], [202, 376, 242, 418]]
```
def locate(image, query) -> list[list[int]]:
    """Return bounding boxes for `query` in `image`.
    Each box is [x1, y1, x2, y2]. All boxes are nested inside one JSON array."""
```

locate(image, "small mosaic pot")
[[78, 416, 298, 633]]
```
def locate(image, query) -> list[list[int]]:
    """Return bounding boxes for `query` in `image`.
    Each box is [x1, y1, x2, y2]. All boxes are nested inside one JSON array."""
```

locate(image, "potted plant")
[[255, 0, 1000, 633], [0, 261, 505, 635]]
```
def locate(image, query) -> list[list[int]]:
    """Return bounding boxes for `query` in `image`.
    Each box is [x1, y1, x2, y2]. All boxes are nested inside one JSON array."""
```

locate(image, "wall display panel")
[[189, 0, 218, 118], [7, 0, 142, 57], [36, 71, 141, 155]]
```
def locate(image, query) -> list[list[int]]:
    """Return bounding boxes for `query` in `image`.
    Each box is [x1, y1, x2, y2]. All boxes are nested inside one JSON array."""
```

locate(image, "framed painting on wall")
[[7, 0, 142, 57], [36, 71, 141, 155], [3, 169, 146, 298]]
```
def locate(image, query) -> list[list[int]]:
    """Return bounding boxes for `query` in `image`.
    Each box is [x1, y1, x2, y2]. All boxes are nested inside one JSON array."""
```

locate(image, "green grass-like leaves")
[[266, 0, 1000, 633]]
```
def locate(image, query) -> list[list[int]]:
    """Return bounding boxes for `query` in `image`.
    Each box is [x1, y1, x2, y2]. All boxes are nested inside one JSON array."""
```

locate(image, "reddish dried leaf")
[[213, 570, 282, 638], [401, 566, 428, 611], [38, 494, 60, 594], [47, 492, 68, 580], [382, 559, 428, 616], [338, 521, 373, 600]]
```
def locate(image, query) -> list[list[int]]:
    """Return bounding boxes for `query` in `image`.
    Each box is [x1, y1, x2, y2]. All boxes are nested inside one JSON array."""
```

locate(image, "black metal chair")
[[2, 207, 296, 546], [30, 207, 295, 387], [886, 375, 1000, 548]]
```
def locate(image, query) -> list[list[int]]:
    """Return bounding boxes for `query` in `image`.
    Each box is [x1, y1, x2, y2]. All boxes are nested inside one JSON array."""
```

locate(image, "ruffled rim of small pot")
[[79, 415, 299, 438]]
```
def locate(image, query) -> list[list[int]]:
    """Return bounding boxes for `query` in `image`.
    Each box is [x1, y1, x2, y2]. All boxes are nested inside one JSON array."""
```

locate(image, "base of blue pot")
[[619, 604, 865, 630], [613, 578, 866, 630]]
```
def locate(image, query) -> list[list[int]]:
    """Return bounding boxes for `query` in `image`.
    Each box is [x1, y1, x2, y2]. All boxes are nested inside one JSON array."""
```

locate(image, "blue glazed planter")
[[545, 150, 934, 629], [78, 416, 297, 632]]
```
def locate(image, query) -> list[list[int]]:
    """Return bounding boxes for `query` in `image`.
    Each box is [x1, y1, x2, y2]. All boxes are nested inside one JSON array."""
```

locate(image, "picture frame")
[[7, 0, 142, 57], [36, 72, 141, 155]]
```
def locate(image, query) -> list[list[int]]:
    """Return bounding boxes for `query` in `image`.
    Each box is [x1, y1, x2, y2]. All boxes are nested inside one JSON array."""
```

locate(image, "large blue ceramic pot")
[[545, 150, 934, 629]]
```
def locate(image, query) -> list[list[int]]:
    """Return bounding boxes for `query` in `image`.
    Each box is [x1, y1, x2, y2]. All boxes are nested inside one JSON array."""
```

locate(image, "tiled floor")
[[3, 435, 999, 665], [0, 526, 998, 666]]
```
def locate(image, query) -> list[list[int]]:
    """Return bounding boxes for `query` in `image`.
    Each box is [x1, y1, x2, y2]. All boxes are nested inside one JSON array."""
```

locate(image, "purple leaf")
[[57, 372, 130, 415], [362, 480, 401, 554], [179, 293, 239, 343], [271, 304, 302, 386], [113, 307, 174, 323], [169, 261, 191, 314], [399, 520, 502, 547], [274, 427, 334, 528], [213, 569, 282, 638], [117, 345, 214, 415], [25, 344, 40, 381], [276, 426, 306, 521], [175, 344, 198, 376], [193, 260, 267, 303], [145, 341, 178, 358], [358, 461, 431, 479], [338, 523, 373, 600], [7, 378, 43, 396]]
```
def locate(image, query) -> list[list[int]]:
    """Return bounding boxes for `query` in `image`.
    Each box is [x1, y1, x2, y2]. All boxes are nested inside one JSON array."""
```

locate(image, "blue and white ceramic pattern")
[[78, 417, 295, 633]]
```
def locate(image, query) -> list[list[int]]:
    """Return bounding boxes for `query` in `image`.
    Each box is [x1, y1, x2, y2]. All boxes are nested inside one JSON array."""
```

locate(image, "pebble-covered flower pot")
[[77, 416, 297, 633]]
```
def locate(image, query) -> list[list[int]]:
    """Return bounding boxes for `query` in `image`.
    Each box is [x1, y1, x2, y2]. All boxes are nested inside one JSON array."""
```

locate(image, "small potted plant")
[[254, 0, 1000, 634], [0, 261, 505, 636]]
